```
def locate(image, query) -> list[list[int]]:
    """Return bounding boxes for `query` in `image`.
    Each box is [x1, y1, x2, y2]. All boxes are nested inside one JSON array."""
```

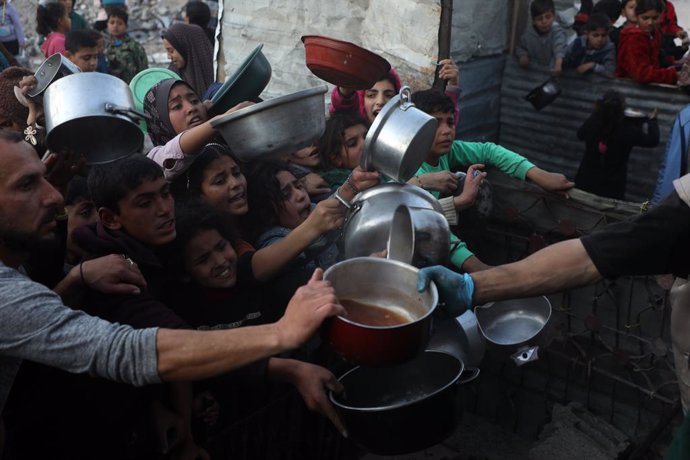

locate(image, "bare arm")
[[155, 270, 344, 381], [472, 239, 602, 304], [178, 102, 254, 156]]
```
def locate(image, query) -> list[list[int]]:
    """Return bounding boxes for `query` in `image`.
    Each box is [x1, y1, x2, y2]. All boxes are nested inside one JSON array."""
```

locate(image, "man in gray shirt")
[[0, 132, 345, 445]]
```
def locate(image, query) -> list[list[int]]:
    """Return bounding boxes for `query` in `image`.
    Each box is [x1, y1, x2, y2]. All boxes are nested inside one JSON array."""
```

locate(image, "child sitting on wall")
[[517, 0, 567, 76], [564, 13, 617, 78], [103, 5, 147, 83]]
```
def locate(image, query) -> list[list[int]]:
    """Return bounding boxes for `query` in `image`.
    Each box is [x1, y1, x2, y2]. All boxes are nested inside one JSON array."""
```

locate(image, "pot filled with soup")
[[322, 257, 438, 367]]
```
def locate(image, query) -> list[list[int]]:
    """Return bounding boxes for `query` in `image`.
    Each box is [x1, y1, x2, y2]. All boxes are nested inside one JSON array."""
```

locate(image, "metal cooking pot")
[[428, 310, 486, 368], [387, 205, 450, 268], [44, 73, 146, 164], [28, 53, 81, 102], [210, 86, 327, 161], [360, 86, 437, 182], [474, 296, 552, 366], [323, 257, 438, 367], [525, 78, 561, 110], [330, 350, 478, 455], [341, 182, 442, 259]]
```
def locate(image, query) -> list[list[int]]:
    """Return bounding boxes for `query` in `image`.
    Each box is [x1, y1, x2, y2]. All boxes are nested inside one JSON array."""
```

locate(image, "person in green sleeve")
[[409, 89, 575, 271]]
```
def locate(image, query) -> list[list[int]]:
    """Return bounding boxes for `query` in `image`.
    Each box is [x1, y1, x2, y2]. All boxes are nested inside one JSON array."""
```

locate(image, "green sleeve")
[[447, 141, 536, 180], [665, 411, 690, 460], [449, 231, 473, 269]]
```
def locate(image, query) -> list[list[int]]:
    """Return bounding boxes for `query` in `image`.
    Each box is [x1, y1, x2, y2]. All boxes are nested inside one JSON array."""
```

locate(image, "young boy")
[[64, 29, 99, 72], [517, 0, 568, 76], [410, 90, 575, 272], [564, 13, 617, 78], [103, 5, 148, 83]]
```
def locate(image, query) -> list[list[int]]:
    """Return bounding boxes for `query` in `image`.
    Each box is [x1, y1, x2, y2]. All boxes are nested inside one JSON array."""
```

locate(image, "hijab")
[[163, 23, 214, 97], [144, 78, 189, 147]]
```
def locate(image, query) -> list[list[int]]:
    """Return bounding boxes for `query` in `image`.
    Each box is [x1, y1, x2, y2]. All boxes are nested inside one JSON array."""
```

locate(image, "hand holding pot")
[[305, 198, 345, 234], [417, 266, 474, 317], [275, 269, 345, 349]]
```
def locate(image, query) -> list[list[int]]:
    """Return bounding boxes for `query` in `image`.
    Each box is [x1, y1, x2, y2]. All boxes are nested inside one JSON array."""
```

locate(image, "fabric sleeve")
[[329, 86, 359, 114], [448, 141, 536, 180], [581, 192, 690, 278], [0, 266, 161, 386], [631, 118, 660, 148], [577, 112, 603, 142], [438, 196, 458, 226], [563, 39, 583, 68], [449, 232, 473, 269], [618, 33, 677, 84], [552, 26, 568, 59], [516, 32, 529, 59], [135, 42, 148, 72], [8, 6, 25, 47], [593, 46, 616, 78], [146, 133, 196, 182]]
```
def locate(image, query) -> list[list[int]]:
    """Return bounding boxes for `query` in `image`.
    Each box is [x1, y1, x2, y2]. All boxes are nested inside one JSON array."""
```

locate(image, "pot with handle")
[[474, 296, 552, 366], [387, 204, 450, 268], [329, 350, 479, 455], [44, 73, 148, 164], [360, 86, 437, 182], [28, 53, 81, 102]]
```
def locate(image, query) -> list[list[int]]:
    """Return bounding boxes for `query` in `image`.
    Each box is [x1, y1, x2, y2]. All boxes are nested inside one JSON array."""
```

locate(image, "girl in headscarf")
[[162, 23, 214, 97]]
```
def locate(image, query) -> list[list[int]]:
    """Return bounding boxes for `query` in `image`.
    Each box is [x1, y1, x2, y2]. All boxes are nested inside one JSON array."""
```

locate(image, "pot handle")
[[458, 367, 480, 384], [398, 86, 414, 111], [511, 345, 539, 366], [105, 103, 152, 122]]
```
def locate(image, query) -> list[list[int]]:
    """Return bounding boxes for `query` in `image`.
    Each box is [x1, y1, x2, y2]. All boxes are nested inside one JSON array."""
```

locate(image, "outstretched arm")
[[472, 238, 601, 304]]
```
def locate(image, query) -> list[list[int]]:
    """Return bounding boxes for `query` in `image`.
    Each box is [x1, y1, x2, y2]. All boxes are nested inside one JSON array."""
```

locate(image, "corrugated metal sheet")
[[456, 55, 507, 142], [498, 58, 688, 202]]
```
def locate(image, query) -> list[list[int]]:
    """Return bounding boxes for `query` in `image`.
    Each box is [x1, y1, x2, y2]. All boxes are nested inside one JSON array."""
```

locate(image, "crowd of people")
[[0, 0, 688, 458]]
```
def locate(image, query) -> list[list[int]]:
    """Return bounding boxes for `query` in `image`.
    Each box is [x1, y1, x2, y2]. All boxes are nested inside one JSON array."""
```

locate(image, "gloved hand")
[[417, 266, 474, 317]]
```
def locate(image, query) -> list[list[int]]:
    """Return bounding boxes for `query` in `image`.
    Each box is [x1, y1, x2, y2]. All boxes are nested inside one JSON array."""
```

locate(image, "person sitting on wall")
[[516, 0, 568, 76]]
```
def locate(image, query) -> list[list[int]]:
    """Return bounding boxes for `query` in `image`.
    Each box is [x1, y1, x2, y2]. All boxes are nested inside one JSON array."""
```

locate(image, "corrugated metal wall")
[[499, 58, 689, 202], [456, 55, 507, 142]]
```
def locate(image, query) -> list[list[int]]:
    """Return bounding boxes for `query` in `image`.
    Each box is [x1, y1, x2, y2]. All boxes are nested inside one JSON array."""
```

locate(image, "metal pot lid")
[[210, 85, 327, 127], [360, 89, 402, 172]]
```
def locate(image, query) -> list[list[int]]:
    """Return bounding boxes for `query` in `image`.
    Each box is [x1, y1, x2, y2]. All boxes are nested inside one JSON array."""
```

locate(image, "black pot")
[[525, 78, 561, 110], [329, 351, 478, 455]]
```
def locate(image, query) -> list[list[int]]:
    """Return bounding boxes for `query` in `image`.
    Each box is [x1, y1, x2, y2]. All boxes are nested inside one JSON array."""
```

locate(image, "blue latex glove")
[[417, 266, 474, 317]]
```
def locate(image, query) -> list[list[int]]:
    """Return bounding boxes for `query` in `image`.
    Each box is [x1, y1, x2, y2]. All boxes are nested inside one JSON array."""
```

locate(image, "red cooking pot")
[[322, 257, 438, 367]]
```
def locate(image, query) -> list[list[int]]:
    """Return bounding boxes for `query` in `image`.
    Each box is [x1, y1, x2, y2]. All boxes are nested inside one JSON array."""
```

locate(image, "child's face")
[[163, 38, 186, 70], [585, 28, 609, 50], [290, 144, 320, 168], [276, 171, 311, 229], [335, 123, 367, 170], [58, 11, 72, 33], [199, 155, 248, 216], [637, 9, 660, 32], [167, 83, 208, 134], [184, 229, 238, 289], [107, 16, 127, 39], [65, 197, 97, 260], [66, 46, 99, 72], [532, 10, 555, 33], [105, 177, 176, 246], [363, 79, 396, 123], [428, 111, 456, 159], [623, 1, 637, 22]]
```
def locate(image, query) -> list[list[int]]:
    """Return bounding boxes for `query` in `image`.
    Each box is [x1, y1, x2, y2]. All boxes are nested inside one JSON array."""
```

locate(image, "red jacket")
[[660, 0, 683, 35], [616, 26, 677, 84]]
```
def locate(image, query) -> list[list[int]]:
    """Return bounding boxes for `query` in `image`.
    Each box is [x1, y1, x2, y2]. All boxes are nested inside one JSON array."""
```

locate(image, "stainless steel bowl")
[[387, 205, 450, 267], [210, 86, 327, 161]]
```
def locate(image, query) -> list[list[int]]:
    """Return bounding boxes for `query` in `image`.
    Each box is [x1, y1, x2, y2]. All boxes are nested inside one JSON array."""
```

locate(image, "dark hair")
[[185, 1, 211, 29], [173, 199, 237, 256], [585, 13, 612, 31], [591, 0, 622, 22], [530, 0, 554, 18], [36, 3, 66, 36], [170, 143, 241, 203], [65, 30, 98, 53], [318, 112, 368, 169], [410, 89, 455, 115], [87, 29, 104, 43], [88, 154, 164, 212], [65, 176, 91, 206], [635, 0, 664, 15], [594, 89, 626, 142], [107, 5, 128, 25], [244, 162, 293, 239]]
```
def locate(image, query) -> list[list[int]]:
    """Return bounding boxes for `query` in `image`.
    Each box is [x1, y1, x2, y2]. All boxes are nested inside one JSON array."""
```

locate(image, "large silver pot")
[[360, 86, 437, 182], [387, 205, 450, 267], [341, 182, 442, 259], [428, 311, 486, 368], [210, 86, 327, 161], [44, 73, 146, 164]]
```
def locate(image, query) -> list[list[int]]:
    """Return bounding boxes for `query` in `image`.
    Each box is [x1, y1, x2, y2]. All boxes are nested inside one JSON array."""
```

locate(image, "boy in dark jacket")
[[103, 5, 147, 83], [565, 13, 617, 78]]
